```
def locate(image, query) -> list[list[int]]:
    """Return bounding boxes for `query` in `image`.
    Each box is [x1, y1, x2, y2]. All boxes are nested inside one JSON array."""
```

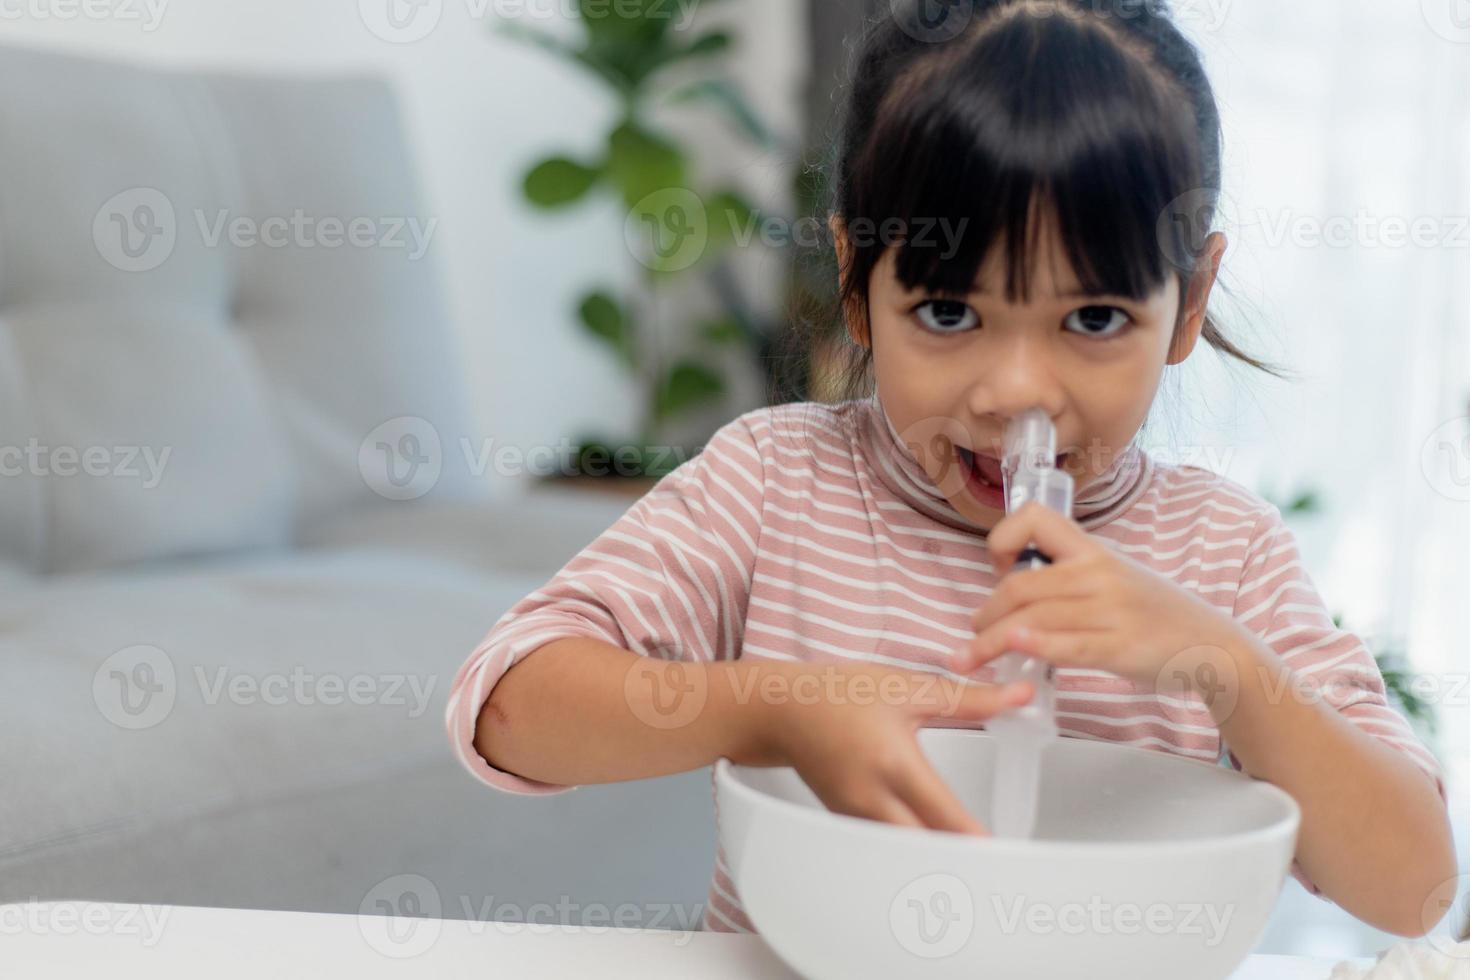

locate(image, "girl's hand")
[[956, 501, 1245, 689], [762, 661, 1035, 835]]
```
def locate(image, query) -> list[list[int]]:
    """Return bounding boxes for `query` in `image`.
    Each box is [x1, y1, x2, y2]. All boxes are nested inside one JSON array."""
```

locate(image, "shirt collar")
[[857, 391, 1151, 536]]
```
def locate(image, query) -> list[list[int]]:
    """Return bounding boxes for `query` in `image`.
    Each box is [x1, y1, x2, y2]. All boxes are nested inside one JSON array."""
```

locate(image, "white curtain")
[[1151, 1, 1470, 811]]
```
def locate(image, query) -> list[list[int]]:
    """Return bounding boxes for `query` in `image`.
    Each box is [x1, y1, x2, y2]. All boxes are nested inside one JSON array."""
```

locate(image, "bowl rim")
[[714, 729, 1302, 857]]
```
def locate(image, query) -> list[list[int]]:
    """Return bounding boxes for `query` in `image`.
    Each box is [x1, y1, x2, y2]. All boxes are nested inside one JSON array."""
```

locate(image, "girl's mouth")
[[957, 446, 1007, 487], [955, 445, 1007, 510], [955, 445, 1068, 510]]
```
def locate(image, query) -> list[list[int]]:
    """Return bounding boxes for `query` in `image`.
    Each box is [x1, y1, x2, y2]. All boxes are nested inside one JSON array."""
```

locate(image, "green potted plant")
[[499, 0, 787, 491]]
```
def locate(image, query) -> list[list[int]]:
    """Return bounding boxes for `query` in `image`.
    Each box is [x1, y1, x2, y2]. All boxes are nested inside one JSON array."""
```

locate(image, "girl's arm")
[[473, 636, 783, 786], [965, 498, 1455, 938], [444, 413, 769, 796], [1212, 504, 1456, 937], [475, 634, 1037, 831], [1210, 633, 1455, 938]]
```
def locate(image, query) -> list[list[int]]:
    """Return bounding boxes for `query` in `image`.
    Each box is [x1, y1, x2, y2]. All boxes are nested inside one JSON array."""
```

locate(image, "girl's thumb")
[[929, 678, 1034, 721]]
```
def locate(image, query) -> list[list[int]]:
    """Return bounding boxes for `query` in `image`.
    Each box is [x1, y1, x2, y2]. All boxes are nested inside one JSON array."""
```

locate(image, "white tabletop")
[[0, 902, 1367, 978]]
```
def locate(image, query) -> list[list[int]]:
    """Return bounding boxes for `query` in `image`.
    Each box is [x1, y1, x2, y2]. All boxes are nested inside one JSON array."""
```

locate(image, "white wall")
[[0, 0, 806, 494]]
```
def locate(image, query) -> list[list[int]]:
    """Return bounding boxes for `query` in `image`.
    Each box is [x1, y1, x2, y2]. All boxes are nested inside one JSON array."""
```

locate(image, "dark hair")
[[775, 0, 1289, 407]]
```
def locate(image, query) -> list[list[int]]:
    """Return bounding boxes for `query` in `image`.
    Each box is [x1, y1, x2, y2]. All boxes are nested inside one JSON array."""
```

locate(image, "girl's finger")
[[1018, 629, 1092, 671], [963, 597, 1096, 670], [974, 625, 1094, 673], [986, 500, 1097, 574], [851, 791, 926, 831], [922, 676, 1035, 722], [971, 561, 1088, 634], [888, 747, 989, 836]]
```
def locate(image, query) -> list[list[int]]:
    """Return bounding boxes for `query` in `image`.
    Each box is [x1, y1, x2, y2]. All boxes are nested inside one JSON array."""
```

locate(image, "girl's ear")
[[829, 212, 871, 350], [1167, 231, 1228, 365]]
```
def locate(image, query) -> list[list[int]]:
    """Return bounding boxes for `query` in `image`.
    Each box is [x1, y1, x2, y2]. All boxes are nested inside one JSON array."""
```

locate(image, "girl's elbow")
[[472, 690, 516, 770], [1387, 849, 1461, 939]]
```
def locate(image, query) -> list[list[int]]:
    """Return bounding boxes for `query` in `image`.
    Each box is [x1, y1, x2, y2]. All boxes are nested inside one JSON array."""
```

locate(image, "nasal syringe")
[[985, 407, 1074, 837]]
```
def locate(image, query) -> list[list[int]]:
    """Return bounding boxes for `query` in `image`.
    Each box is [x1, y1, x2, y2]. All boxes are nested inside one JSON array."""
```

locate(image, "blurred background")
[[0, 0, 1466, 964]]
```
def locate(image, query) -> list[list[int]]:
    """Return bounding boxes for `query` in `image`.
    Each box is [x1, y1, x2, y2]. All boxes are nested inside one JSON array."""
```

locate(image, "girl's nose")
[[965, 340, 1065, 425]]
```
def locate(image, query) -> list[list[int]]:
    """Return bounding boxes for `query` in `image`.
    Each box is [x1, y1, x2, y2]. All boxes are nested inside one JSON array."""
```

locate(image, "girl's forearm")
[[1208, 630, 1456, 937], [473, 638, 786, 787]]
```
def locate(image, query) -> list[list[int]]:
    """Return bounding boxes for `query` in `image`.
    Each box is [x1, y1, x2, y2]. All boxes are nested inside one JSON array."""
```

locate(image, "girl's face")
[[838, 213, 1225, 531]]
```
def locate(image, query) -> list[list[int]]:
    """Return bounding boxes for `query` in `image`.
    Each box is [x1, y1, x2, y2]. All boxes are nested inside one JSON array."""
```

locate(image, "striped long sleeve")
[[444, 411, 767, 794], [1224, 503, 1447, 898]]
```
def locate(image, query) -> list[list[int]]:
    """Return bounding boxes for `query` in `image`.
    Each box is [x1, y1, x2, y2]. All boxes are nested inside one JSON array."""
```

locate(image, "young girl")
[[447, 0, 1454, 939]]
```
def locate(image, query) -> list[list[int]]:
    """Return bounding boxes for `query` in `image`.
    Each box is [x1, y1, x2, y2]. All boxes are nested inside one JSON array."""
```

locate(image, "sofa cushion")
[[0, 301, 294, 573], [0, 548, 522, 865], [0, 44, 481, 573], [298, 486, 637, 579]]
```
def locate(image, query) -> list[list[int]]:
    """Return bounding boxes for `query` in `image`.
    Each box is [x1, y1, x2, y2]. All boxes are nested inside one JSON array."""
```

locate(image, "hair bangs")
[[847, 7, 1205, 307]]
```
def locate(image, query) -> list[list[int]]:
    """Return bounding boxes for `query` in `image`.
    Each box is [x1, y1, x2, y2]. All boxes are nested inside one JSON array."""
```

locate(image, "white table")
[[1, 902, 1369, 978]]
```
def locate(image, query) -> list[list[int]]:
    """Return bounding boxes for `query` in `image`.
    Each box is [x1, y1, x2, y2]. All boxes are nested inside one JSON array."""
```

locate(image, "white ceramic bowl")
[[715, 728, 1300, 980]]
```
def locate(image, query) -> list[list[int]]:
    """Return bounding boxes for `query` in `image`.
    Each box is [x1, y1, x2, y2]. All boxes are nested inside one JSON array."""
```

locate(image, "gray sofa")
[[0, 43, 714, 926]]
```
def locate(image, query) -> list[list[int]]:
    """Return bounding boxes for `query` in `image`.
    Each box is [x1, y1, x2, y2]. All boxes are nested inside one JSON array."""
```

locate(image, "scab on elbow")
[[472, 692, 515, 768]]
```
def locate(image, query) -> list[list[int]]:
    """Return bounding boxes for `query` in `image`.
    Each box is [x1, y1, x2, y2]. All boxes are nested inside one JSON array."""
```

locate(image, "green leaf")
[[655, 361, 725, 420], [663, 78, 773, 148], [670, 30, 732, 60], [524, 157, 603, 208], [577, 290, 636, 368], [606, 121, 687, 209], [704, 189, 757, 256], [1377, 653, 1438, 735], [495, 21, 631, 93], [701, 317, 745, 346], [578, 0, 674, 44], [1284, 489, 1322, 515]]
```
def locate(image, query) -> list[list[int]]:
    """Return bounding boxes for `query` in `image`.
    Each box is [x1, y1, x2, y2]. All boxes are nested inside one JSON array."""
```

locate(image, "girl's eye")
[[913, 299, 979, 333], [1064, 306, 1131, 339]]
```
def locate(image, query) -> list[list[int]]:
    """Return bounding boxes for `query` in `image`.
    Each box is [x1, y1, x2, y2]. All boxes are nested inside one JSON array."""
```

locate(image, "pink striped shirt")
[[445, 394, 1447, 934]]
